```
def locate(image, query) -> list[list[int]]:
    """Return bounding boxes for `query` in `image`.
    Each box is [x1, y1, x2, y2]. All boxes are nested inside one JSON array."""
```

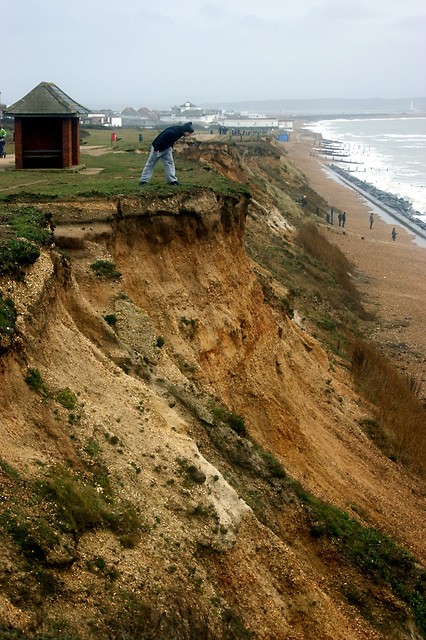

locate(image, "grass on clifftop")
[[0, 127, 249, 201], [0, 129, 248, 278]]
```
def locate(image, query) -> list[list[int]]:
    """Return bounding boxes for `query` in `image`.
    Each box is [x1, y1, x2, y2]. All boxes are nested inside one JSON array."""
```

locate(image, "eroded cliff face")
[[0, 178, 425, 638]]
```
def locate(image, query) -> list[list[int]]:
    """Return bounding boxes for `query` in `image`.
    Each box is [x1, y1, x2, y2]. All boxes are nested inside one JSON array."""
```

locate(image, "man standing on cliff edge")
[[139, 122, 194, 186]]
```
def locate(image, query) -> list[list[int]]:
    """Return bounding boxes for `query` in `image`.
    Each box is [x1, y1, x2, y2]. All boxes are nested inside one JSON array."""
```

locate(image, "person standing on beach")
[[391, 227, 397, 241], [330, 207, 334, 225], [369, 213, 374, 229], [139, 122, 194, 185], [341, 212, 346, 228], [338, 212, 342, 227]]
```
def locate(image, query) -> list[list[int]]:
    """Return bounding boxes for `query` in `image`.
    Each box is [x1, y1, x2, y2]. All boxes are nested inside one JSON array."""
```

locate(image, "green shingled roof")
[[5, 82, 89, 116]]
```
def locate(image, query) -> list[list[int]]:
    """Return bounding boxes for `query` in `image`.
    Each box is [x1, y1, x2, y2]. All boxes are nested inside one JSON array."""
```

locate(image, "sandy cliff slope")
[[0, 140, 425, 639]]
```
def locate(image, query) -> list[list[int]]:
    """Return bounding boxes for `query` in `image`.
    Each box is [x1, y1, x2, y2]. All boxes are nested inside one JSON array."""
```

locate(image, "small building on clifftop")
[[5, 82, 89, 170]]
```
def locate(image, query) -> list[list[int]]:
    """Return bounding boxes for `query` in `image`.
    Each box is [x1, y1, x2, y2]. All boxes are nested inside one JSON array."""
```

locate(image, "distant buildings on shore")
[[83, 100, 294, 132]]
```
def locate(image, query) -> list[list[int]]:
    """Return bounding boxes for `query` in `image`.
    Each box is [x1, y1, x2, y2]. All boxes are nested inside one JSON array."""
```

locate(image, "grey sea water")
[[307, 117, 426, 223]]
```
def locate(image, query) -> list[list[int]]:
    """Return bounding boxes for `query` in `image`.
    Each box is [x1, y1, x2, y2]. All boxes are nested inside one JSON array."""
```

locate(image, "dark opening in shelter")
[[5, 82, 89, 170]]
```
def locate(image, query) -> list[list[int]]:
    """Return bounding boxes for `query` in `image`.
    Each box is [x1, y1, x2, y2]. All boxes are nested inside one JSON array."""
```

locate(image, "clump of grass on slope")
[[291, 478, 426, 635], [0, 238, 41, 277], [296, 222, 368, 317], [0, 206, 53, 277], [90, 259, 121, 280], [352, 338, 426, 474], [0, 295, 17, 340]]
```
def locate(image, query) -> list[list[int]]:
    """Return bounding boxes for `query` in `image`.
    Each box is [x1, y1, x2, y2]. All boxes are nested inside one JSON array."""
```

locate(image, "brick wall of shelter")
[[14, 118, 23, 170], [72, 118, 80, 165], [12, 116, 81, 169], [62, 119, 72, 167]]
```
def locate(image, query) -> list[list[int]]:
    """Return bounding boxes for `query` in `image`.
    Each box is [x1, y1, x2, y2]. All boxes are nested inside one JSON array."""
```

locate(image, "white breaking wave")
[[307, 117, 426, 221]]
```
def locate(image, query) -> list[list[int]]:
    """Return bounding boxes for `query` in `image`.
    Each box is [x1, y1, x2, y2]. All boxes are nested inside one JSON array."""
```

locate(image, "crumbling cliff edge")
[[0, 151, 425, 639]]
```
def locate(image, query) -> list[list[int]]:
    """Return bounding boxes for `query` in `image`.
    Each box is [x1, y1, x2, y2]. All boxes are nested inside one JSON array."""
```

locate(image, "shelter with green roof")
[[5, 82, 89, 169]]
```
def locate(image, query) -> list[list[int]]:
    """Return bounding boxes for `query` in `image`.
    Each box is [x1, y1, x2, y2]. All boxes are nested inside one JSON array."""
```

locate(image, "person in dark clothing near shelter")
[[139, 122, 194, 185]]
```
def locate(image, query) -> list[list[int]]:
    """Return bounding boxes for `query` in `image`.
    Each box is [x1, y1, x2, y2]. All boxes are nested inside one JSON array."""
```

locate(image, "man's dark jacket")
[[152, 123, 193, 152]]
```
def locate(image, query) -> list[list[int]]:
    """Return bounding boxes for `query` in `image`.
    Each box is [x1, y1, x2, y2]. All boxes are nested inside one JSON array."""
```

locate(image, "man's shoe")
[[169, 181, 179, 186], [139, 181, 148, 186]]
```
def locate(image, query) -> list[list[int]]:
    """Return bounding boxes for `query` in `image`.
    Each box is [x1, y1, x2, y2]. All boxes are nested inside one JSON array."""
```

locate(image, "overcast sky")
[[3, 0, 425, 111]]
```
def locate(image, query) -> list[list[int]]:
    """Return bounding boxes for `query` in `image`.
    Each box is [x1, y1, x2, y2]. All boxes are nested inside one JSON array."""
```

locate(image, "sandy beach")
[[286, 123, 426, 398]]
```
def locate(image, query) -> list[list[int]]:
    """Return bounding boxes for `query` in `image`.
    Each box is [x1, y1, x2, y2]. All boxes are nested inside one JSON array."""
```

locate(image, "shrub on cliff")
[[0, 238, 40, 277], [0, 294, 17, 354], [90, 259, 121, 280], [0, 205, 53, 277]]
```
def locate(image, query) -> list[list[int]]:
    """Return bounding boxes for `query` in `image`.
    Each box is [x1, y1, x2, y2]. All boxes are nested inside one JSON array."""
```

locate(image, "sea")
[[305, 117, 426, 224]]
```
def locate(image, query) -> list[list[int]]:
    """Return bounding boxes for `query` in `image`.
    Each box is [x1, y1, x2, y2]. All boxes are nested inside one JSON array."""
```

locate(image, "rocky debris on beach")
[[330, 164, 426, 231]]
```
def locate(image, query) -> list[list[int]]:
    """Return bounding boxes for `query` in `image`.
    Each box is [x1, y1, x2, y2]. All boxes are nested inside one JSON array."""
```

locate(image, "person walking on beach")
[[341, 211, 346, 228], [139, 122, 194, 185], [338, 212, 342, 227], [391, 227, 397, 241], [369, 213, 374, 229], [330, 207, 334, 225]]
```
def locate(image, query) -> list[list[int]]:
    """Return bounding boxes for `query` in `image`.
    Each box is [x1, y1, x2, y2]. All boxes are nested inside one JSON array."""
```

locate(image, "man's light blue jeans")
[[139, 146, 177, 183]]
